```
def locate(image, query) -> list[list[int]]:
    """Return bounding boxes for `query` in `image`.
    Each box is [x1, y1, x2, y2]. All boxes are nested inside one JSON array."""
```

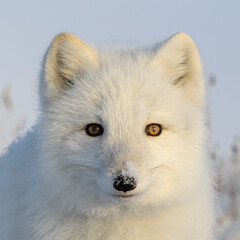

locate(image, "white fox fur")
[[0, 33, 215, 240]]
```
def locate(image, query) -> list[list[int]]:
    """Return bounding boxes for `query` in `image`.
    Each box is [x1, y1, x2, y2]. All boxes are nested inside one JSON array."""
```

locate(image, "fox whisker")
[[54, 155, 100, 173], [149, 164, 177, 177], [60, 163, 100, 173]]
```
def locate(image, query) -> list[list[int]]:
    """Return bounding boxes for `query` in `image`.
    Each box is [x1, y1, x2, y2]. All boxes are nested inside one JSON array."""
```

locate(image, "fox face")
[[40, 33, 206, 216]]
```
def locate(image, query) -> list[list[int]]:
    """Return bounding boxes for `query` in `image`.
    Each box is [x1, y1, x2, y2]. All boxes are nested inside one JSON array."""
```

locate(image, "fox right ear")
[[149, 33, 205, 107], [43, 33, 98, 99]]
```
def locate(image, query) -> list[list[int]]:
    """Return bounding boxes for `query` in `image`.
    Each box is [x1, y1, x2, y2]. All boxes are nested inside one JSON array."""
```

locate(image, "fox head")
[[39, 33, 209, 217]]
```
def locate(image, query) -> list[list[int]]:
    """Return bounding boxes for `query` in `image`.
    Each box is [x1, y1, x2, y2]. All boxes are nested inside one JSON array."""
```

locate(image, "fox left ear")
[[150, 33, 205, 107], [43, 33, 98, 101]]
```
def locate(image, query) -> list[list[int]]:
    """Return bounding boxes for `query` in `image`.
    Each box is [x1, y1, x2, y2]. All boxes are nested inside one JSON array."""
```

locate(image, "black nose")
[[113, 174, 137, 193]]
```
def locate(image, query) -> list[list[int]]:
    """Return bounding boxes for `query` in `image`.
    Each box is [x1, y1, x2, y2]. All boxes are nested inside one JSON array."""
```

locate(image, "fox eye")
[[85, 123, 104, 137], [145, 124, 162, 136]]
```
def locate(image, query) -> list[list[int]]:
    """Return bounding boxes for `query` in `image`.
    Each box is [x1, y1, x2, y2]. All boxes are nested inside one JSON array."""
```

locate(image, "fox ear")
[[43, 33, 98, 98], [150, 33, 205, 106]]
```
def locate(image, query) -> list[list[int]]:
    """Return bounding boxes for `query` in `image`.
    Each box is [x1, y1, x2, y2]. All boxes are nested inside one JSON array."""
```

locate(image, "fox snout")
[[113, 174, 137, 193]]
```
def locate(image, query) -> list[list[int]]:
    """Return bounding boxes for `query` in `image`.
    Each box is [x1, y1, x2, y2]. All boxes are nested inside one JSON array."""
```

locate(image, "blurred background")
[[0, 0, 239, 239]]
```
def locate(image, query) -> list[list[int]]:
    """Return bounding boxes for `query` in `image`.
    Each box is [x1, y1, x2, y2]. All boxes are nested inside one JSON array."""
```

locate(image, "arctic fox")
[[0, 33, 215, 240]]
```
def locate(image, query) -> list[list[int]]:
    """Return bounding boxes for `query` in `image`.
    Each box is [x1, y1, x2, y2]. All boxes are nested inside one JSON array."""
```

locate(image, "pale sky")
[[0, 0, 239, 154]]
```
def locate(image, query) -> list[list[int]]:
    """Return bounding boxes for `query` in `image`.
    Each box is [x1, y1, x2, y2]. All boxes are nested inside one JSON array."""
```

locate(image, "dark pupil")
[[91, 125, 99, 133], [152, 126, 156, 132]]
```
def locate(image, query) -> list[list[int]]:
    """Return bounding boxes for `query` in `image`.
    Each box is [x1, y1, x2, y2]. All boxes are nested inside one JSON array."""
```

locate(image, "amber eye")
[[145, 124, 162, 136], [85, 123, 104, 137]]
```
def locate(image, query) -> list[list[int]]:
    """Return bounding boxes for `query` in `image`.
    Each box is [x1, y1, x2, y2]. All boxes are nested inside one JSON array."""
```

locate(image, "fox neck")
[[31, 196, 213, 240]]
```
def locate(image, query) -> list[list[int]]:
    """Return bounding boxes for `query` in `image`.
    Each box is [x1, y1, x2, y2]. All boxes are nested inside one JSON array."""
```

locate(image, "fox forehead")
[[54, 65, 187, 137], [62, 55, 173, 108]]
